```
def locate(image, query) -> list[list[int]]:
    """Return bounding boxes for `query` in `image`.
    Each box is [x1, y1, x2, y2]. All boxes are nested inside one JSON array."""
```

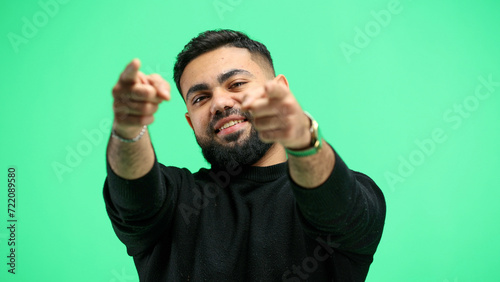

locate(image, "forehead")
[[180, 47, 265, 96]]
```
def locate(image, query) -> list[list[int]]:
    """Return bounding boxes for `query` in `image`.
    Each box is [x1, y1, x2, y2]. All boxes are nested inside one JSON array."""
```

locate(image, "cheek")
[[192, 116, 210, 135]]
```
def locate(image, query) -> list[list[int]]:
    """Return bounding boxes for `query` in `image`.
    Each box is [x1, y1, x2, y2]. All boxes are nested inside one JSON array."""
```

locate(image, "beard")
[[194, 108, 273, 169]]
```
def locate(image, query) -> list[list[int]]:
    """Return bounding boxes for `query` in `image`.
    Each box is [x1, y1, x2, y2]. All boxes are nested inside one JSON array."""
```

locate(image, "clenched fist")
[[111, 59, 171, 138]]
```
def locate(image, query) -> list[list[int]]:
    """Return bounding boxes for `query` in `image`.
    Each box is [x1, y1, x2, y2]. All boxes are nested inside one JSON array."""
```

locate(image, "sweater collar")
[[209, 161, 288, 183]]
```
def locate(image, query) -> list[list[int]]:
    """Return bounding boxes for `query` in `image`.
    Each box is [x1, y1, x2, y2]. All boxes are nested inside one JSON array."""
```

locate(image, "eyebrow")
[[185, 69, 254, 102], [217, 69, 254, 84], [185, 83, 209, 102]]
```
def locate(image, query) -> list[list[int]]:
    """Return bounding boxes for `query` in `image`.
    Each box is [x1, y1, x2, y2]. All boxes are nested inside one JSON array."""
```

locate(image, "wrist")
[[283, 112, 312, 150], [112, 123, 148, 143], [285, 111, 323, 157]]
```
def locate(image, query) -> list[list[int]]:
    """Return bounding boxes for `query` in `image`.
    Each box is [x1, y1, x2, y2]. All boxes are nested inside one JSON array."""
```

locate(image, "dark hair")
[[173, 29, 275, 99]]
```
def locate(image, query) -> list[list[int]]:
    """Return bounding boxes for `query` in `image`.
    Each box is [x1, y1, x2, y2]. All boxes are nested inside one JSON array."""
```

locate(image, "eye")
[[230, 81, 246, 89], [192, 95, 208, 105]]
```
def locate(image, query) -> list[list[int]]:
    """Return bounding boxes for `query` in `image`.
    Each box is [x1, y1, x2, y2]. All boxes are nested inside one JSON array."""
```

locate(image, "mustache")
[[208, 108, 252, 131]]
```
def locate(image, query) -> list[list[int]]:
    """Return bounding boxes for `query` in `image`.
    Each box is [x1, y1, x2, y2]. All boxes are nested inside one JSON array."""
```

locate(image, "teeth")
[[219, 120, 244, 131]]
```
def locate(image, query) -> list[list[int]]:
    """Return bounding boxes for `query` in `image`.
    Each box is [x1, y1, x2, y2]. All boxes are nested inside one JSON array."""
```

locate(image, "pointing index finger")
[[241, 85, 266, 110], [264, 81, 288, 99], [119, 58, 141, 85]]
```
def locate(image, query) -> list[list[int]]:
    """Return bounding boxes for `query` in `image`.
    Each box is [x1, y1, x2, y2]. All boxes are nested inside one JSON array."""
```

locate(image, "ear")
[[274, 74, 289, 88], [185, 112, 194, 130]]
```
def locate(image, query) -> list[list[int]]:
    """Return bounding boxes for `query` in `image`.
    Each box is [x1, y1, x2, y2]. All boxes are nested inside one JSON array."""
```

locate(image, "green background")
[[1, 0, 499, 281]]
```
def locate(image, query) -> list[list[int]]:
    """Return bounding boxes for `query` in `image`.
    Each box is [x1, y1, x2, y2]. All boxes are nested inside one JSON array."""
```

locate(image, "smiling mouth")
[[214, 118, 248, 134]]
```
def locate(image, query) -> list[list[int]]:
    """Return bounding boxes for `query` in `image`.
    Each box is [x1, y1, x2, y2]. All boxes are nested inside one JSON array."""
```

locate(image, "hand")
[[241, 80, 311, 150], [111, 59, 171, 138]]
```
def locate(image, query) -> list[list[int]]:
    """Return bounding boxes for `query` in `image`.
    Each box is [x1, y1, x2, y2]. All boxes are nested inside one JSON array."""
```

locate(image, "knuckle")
[[259, 131, 267, 140], [114, 112, 130, 122], [265, 130, 275, 138], [137, 103, 147, 113], [112, 85, 122, 97], [283, 129, 293, 139], [277, 116, 288, 129], [113, 104, 123, 113], [113, 102, 128, 112], [281, 102, 293, 114], [253, 117, 262, 127], [130, 85, 144, 96], [132, 86, 153, 99], [144, 84, 157, 97], [116, 95, 130, 105], [149, 73, 161, 80], [139, 103, 153, 114], [139, 115, 154, 125], [149, 104, 159, 114]]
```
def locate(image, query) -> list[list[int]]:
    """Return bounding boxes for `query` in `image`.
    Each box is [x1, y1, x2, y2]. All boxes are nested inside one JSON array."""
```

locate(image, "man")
[[103, 29, 386, 281]]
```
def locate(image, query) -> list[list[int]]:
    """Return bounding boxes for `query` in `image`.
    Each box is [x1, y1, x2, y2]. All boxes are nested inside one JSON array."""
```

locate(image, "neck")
[[252, 143, 287, 167]]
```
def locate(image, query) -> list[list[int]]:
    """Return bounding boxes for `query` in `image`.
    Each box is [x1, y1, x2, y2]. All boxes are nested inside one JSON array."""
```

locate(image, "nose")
[[210, 88, 236, 115]]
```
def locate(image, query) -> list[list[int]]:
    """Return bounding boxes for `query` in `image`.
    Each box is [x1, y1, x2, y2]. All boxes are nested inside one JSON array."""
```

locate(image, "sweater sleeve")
[[102, 155, 184, 256], [289, 146, 386, 255]]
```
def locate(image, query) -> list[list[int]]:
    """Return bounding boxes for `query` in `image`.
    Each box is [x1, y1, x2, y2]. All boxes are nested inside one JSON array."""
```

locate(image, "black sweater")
[[103, 149, 386, 281]]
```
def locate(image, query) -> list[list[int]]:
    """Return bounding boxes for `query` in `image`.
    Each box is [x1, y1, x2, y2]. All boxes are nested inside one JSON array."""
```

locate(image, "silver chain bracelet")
[[111, 125, 147, 143]]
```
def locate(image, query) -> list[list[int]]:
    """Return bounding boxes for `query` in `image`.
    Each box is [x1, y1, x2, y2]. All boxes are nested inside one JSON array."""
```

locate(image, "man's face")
[[180, 46, 274, 168]]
